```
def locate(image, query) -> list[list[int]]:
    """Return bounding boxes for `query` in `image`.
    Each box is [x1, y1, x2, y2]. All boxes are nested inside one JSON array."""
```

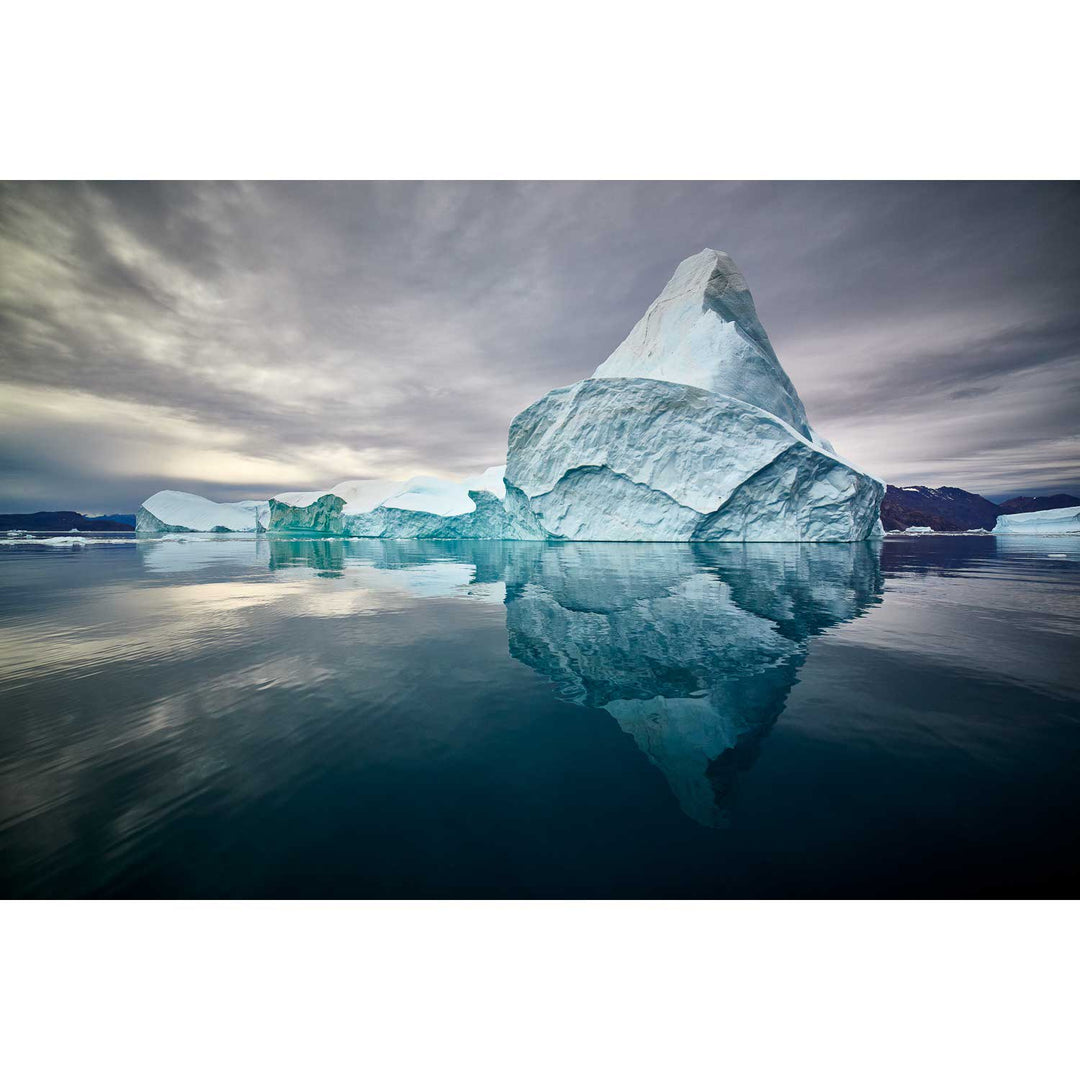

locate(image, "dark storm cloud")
[[1, 180, 1077, 512]]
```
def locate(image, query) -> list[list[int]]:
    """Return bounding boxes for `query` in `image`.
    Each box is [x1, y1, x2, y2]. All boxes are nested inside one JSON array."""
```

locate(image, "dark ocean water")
[[1, 533, 1077, 898]]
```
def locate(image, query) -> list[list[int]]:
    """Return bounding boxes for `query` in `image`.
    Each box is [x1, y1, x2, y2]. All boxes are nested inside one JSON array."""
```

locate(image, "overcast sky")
[[1, 180, 1077, 512]]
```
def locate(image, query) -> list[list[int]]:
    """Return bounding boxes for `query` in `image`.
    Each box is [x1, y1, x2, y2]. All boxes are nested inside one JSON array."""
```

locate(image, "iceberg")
[[137, 490, 269, 533], [267, 468, 539, 538], [993, 506, 1080, 536], [504, 249, 884, 541], [594, 249, 816, 442], [136, 249, 884, 542]]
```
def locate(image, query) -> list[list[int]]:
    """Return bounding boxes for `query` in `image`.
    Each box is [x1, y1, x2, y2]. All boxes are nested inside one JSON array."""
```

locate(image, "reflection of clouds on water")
[[26, 537, 887, 837], [988, 535, 1080, 559], [861, 534, 1080, 698], [1, 535, 890, 894], [140, 537, 267, 573], [502, 543, 883, 827], [141, 537, 509, 603], [266, 540, 508, 603]]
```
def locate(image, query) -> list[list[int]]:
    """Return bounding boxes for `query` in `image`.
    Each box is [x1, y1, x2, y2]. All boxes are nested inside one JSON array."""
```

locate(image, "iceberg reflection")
[[503, 543, 883, 827], [137, 533, 884, 828]]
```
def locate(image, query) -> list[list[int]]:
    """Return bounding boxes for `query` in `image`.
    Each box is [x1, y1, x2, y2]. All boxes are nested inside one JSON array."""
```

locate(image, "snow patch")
[[140, 490, 267, 533]]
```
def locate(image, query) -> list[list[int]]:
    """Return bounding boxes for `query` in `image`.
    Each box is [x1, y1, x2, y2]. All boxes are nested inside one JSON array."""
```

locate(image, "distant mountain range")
[[994, 494, 1080, 515], [0, 511, 135, 532], [881, 487, 1080, 532]]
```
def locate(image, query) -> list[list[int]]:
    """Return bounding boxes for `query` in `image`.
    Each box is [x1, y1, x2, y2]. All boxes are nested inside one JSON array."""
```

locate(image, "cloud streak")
[[1, 180, 1077, 512]]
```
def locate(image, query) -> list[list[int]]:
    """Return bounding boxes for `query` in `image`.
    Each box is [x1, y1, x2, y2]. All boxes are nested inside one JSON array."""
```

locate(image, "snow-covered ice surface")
[[593, 249, 814, 440], [461, 465, 507, 499], [137, 490, 268, 533], [273, 478, 404, 514], [993, 506, 1080, 535], [382, 476, 486, 517], [505, 250, 883, 541]]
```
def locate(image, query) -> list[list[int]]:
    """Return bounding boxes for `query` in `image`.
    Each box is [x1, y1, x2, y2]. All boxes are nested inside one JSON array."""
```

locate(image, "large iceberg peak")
[[505, 247, 883, 541], [593, 248, 812, 440]]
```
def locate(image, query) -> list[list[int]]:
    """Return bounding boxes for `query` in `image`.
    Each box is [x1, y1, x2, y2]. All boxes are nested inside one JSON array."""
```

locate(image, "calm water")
[[1, 533, 1077, 898]]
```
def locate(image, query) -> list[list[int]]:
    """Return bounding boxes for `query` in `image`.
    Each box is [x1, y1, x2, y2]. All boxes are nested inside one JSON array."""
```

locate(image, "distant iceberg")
[[993, 506, 1080, 536], [136, 490, 269, 533], [266, 468, 541, 539], [138, 469, 531, 538]]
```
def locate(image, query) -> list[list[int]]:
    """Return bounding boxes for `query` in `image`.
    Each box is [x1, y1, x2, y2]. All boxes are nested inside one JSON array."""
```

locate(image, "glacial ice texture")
[[592, 249, 814, 440], [504, 378, 883, 541], [504, 248, 882, 542], [267, 470, 523, 538]]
